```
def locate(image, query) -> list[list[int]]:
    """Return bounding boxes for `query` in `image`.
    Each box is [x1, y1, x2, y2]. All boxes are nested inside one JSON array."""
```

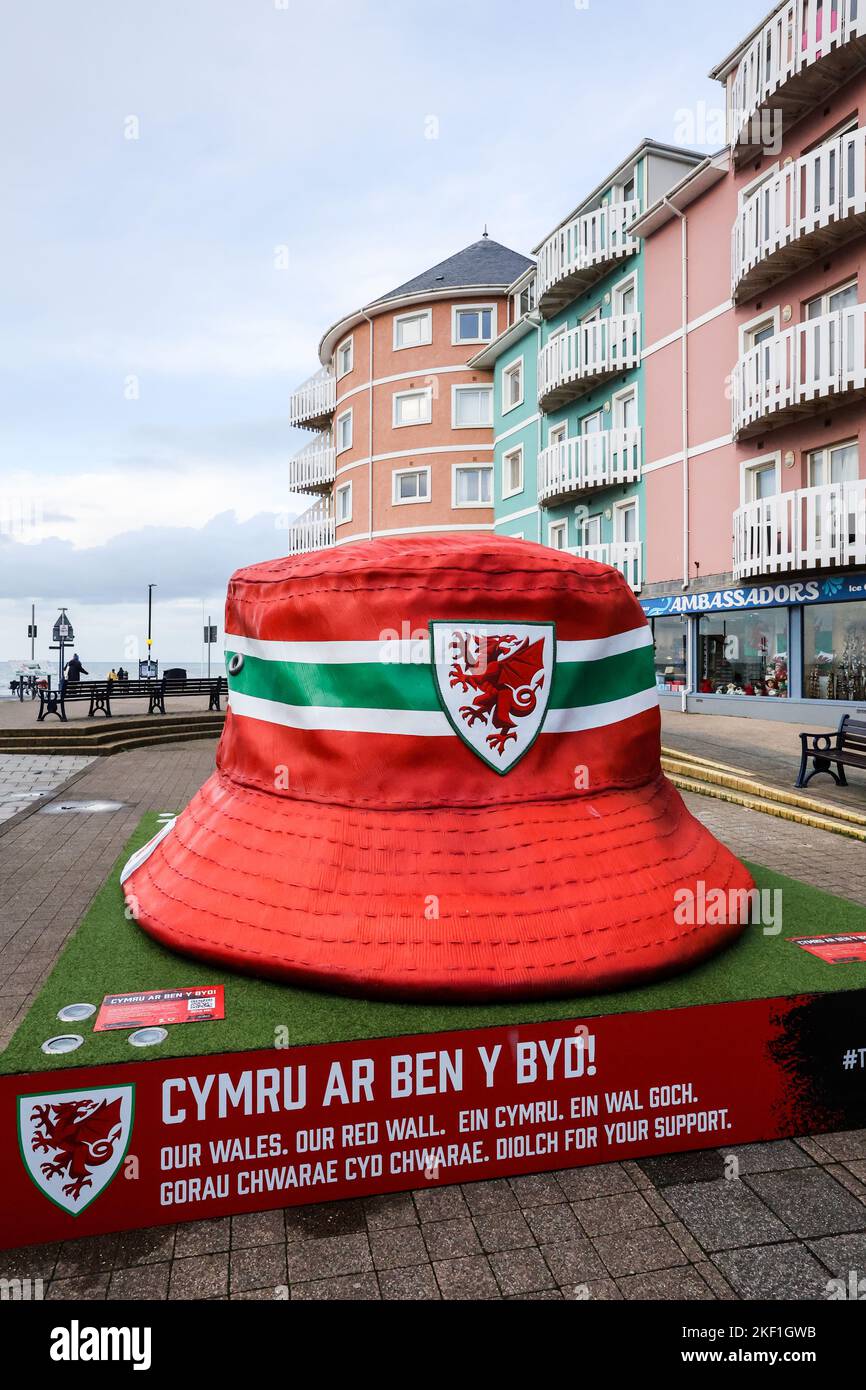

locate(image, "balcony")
[[727, 0, 866, 165], [287, 499, 335, 555], [536, 201, 640, 317], [288, 434, 336, 494], [289, 367, 336, 431], [733, 126, 866, 300], [538, 428, 641, 505], [733, 480, 866, 580], [568, 541, 643, 591], [731, 302, 866, 438], [537, 314, 640, 412]]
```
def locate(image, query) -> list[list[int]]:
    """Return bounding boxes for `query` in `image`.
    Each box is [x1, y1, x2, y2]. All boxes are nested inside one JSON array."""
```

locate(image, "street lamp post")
[[147, 583, 157, 675]]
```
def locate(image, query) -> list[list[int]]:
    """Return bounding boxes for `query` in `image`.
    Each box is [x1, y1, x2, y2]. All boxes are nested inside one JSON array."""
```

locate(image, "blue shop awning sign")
[[640, 574, 866, 618]]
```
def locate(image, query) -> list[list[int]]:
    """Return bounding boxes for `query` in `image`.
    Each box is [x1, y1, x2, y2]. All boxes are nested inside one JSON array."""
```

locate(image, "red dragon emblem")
[[28, 1096, 125, 1203], [448, 631, 547, 756]]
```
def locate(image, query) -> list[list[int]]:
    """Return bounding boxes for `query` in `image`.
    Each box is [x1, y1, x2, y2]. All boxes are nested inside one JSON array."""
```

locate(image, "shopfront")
[[641, 575, 866, 723]]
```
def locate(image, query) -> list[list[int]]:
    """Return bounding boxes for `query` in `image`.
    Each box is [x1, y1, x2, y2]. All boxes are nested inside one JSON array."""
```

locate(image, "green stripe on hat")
[[225, 644, 656, 713]]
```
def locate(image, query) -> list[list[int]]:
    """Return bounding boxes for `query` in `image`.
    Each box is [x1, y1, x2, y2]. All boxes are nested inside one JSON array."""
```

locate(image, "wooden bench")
[[796, 714, 866, 788], [37, 677, 227, 721], [147, 677, 227, 715]]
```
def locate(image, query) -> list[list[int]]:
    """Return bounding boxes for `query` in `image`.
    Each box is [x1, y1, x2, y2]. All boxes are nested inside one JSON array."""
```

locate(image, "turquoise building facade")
[[472, 141, 703, 590]]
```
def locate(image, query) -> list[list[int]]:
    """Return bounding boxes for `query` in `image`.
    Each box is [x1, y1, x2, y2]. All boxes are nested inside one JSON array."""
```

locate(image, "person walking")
[[64, 653, 88, 683]]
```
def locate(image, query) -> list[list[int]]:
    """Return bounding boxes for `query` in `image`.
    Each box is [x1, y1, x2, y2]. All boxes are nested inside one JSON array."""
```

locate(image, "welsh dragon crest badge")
[[430, 621, 556, 773], [18, 1085, 134, 1214]]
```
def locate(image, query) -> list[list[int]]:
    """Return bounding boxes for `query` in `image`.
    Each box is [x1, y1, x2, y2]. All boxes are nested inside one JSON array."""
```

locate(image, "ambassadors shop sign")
[[640, 573, 866, 619]]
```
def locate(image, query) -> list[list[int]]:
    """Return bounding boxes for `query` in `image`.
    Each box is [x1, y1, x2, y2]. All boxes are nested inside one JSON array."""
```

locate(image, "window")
[[453, 465, 493, 507], [613, 388, 637, 431], [549, 520, 568, 550], [392, 466, 431, 504], [336, 481, 352, 524], [502, 445, 524, 499], [580, 410, 604, 436], [548, 423, 567, 448], [336, 337, 353, 378], [808, 440, 859, 486], [748, 461, 778, 500], [513, 279, 536, 318], [501, 358, 524, 413], [621, 175, 636, 202], [806, 280, 858, 319], [802, 117, 859, 212], [453, 304, 496, 344], [335, 409, 353, 454], [697, 608, 788, 697], [581, 515, 601, 546], [393, 310, 432, 350], [393, 388, 432, 427], [742, 455, 780, 503], [613, 276, 636, 318], [651, 616, 687, 692], [744, 317, 776, 350], [452, 384, 493, 428], [614, 499, 638, 544], [804, 282, 858, 378], [804, 599, 866, 700]]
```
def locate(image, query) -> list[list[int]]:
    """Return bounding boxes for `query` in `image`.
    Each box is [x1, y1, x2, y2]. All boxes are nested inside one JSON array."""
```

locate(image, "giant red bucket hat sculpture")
[[122, 535, 754, 1000]]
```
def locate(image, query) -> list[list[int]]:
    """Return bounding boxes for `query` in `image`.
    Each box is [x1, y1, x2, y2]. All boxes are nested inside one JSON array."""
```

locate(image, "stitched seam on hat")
[[139, 805, 728, 933], [180, 802, 678, 884], [132, 851, 743, 974], [188, 779, 671, 867]]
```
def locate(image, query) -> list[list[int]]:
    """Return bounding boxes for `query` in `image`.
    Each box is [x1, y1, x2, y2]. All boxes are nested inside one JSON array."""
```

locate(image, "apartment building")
[[476, 142, 705, 595], [287, 235, 532, 552], [637, 0, 866, 723]]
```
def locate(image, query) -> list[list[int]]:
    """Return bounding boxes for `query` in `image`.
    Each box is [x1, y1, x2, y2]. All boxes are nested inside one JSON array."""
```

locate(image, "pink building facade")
[[287, 237, 532, 553], [638, 0, 866, 723]]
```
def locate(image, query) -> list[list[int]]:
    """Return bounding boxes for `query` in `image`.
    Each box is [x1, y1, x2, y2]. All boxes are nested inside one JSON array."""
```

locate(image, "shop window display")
[[804, 600, 866, 701], [651, 616, 687, 691], [697, 609, 788, 698]]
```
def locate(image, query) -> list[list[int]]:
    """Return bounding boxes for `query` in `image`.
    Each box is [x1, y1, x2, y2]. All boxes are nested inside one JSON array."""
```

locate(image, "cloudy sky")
[[1, 0, 760, 664]]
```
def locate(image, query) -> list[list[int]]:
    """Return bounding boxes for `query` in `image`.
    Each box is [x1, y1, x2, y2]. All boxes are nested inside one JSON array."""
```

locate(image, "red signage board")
[[789, 934, 866, 964], [1, 992, 862, 1249], [94, 986, 225, 1032]]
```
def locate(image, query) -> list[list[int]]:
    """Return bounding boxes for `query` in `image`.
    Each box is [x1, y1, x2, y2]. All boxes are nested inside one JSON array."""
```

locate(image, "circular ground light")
[[129, 1026, 168, 1048], [57, 1003, 96, 1023], [41, 1034, 84, 1055]]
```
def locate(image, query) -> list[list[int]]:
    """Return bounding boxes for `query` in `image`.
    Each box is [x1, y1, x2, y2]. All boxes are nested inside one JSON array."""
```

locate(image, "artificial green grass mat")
[[3, 812, 866, 1074]]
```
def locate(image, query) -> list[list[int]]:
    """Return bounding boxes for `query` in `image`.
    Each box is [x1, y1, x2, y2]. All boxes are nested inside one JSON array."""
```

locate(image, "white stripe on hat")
[[224, 625, 652, 666]]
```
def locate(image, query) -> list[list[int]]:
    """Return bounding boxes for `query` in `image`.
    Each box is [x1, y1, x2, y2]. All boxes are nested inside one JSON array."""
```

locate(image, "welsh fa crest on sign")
[[429, 621, 556, 774], [18, 1084, 135, 1215]]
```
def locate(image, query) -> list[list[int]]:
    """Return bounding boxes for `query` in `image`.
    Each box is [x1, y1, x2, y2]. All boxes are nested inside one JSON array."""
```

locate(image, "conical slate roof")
[[374, 236, 534, 303]]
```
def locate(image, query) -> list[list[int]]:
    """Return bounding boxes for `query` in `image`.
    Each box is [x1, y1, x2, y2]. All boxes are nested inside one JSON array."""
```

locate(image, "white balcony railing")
[[538, 427, 641, 504], [287, 499, 335, 555], [733, 125, 866, 298], [728, 0, 866, 154], [733, 480, 866, 580], [538, 314, 640, 409], [289, 367, 336, 430], [568, 541, 643, 591], [536, 200, 640, 313], [288, 434, 336, 494], [731, 302, 866, 437]]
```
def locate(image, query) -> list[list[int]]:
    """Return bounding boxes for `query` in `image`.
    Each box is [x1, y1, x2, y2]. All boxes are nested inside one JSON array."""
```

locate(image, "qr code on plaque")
[[187, 997, 216, 1012]]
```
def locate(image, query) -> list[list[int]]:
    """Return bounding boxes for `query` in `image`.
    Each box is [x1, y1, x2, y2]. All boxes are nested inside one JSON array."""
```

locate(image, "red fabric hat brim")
[[124, 770, 754, 1002]]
